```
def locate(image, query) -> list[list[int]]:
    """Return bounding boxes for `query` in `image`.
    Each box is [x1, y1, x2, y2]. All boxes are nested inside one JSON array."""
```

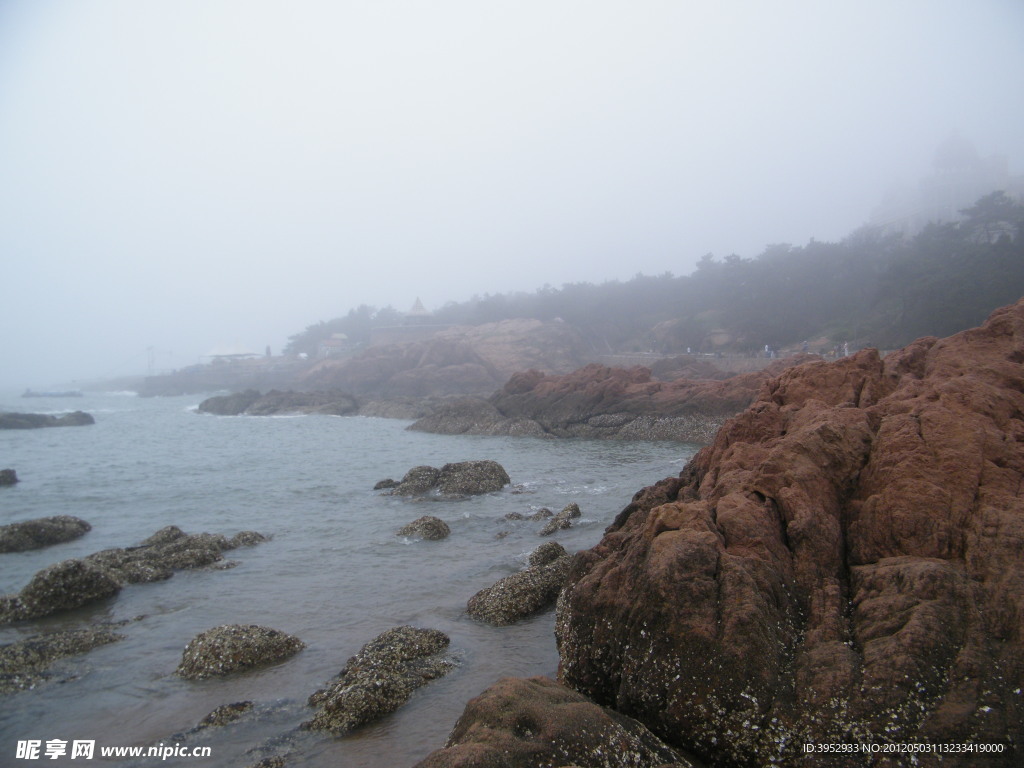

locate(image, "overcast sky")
[[1, 1, 1022, 387]]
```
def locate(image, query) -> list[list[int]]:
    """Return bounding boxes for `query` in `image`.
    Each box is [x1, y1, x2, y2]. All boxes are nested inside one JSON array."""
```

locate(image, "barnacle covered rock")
[[176, 625, 305, 680]]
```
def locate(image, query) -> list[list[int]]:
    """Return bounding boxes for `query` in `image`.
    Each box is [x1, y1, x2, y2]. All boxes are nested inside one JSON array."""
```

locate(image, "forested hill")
[[286, 191, 1024, 357]]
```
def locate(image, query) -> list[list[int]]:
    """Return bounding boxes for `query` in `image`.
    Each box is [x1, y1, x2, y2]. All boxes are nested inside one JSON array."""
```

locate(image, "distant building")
[[870, 135, 1024, 237]]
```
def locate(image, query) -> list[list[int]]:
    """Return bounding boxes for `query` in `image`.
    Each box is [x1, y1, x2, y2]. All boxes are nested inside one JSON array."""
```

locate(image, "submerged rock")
[[0, 526, 268, 625], [466, 543, 572, 626], [0, 516, 91, 553], [194, 701, 255, 729], [412, 676, 697, 768], [0, 627, 124, 695], [0, 469, 17, 486], [0, 411, 95, 429], [387, 461, 510, 497], [396, 516, 451, 540], [197, 390, 358, 417], [557, 299, 1024, 767], [304, 625, 454, 734], [176, 625, 305, 680], [538, 502, 581, 536]]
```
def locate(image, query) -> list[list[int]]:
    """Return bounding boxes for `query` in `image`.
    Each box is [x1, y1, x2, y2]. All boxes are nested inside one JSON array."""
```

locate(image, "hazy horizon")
[[2, 1, 1023, 388]]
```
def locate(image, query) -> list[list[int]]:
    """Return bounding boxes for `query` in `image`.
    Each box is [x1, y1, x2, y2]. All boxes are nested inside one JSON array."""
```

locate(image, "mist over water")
[[1, 1, 1022, 388], [0, 391, 694, 766]]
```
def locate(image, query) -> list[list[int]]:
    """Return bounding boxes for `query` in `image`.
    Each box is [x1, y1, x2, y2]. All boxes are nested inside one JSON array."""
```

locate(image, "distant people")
[[764, 344, 770, 359], [801, 340, 809, 354], [843, 341, 849, 357]]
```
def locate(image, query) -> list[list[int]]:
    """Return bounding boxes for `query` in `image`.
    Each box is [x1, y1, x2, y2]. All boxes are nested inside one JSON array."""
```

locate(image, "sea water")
[[0, 391, 695, 767]]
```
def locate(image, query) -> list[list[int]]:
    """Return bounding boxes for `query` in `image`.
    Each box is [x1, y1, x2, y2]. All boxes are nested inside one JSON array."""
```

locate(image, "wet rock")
[[412, 676, 697, 768], [505, 507, 553, 521], [437, 461, 511, 495], [388, 461, 511, 497], [557, 299, 1024, 767], [397, 516, 451, 540], [0, 527, 268, 625], [392, 465, 442, 496], [176, 625, 306, 680], [373, 478, 399, 490], [229, 531, 269, 548], [245, 758, 286, 768], [197, 390, 358, 417], [0, 627, 124, 694], [1, 559, 122, 622], [0, 516, 91, 553], [528, 541, 568, 567], [0, 411, 95, 429], [467, 544, 572, 625], [195, 701, 255, 729], [196, 390, 262, 415], [304, 625, 454, 735], [538, 503, 581, 536], [0, 469, 17, 486]]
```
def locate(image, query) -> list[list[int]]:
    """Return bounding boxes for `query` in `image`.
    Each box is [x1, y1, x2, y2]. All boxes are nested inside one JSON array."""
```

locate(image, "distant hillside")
[[287, 190, 1024, 358]]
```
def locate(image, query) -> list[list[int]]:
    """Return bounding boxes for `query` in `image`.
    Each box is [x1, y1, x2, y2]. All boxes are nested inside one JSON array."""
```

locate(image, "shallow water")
[[0, 391, 694, 767]]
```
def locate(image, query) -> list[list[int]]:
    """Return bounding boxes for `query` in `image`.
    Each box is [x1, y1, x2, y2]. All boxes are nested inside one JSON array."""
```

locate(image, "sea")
[[0, 390, 695, 767]]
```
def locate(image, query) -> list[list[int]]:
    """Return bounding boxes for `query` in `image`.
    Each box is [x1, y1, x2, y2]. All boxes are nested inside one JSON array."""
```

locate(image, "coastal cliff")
[[553, 298, 1024, 766], [417, 299, 1024, 767]]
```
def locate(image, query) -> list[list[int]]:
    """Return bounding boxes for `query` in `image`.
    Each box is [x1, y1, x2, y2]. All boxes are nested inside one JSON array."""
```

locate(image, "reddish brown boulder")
[[411, 357, 814, 442], [413, 676, 700, 768], [556, 299, 1024, 767]]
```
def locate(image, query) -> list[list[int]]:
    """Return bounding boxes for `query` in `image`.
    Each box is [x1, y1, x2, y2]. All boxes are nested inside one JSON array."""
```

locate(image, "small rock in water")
[[0, 627, 124, 694], [176, 625, 306, 680], [466, 543, 573, 625], [304, 625, 454, 734], [538, 503, 581, 536], [396, 516, 451, 540], [0, 469, 18, 486], [0, 515, 91, 553], [195, 701, 255, 729]]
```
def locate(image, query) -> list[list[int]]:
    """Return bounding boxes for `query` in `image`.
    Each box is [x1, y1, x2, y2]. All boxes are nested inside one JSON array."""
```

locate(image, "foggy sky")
[[2, 1, 1022, 388]]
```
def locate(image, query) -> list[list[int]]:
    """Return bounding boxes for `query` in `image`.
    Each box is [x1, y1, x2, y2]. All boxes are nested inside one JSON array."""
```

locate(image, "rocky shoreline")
[[5, 302, 1022, 766], [191, 355, 815, 446]]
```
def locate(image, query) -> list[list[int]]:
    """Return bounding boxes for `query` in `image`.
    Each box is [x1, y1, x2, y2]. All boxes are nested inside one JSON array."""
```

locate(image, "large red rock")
[[411, 357, 814, 442], [413, 676, 699, 768], [556, 299, 1024, 767]]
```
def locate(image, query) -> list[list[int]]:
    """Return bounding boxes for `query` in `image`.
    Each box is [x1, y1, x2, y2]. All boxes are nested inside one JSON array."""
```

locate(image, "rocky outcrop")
[[467, 543, 573, 625], [397, 516, 451, 540], [176, 625, 305, 680], [304, 626, 454, 734], [555, 299, 1024, 767], [197, 389, 358, 416], [0, 516, 92, 553], [412, 676, 698, 768], [409, 358, 813, 443], [301, 319, 591, 398], [0, 627, 124, 694], [0, 526, 267, 624], [0, 469, 17, 486], [384, 461, 510, 497], [0, 411, 95, 429]]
